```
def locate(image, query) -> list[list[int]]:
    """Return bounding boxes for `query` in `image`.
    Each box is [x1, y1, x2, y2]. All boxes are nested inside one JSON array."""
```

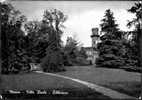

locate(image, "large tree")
[[127, 1, 142, 68], [24, 21, 48, 63], [100, 9, 121, 39], [41, 9, 67, 72], [1, 2, 29, 74], [96, 9, 125, 68]]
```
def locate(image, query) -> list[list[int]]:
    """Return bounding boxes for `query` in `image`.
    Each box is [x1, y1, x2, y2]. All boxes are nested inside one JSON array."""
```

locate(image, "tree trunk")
[[0, 39, 2, 75], [0, 27, 2, 75], [138, 25, 142, 97], [139, 28, 142, 99], [140, 19, 142, 67], [139, 29, 142, 68]]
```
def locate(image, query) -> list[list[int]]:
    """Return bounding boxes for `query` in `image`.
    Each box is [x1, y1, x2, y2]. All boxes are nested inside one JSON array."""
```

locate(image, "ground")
[[0, 65, 141, 99], [56, 66, 141, 98]]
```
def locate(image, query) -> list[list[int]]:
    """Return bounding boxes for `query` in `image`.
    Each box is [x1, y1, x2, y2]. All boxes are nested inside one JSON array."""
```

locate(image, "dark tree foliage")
[[24, 9, 68, 72], [24, 21, 48, 63], [63, 37, 78, 66], [96, 9, 125, 68], [40, 9, 66, 72], [127, 2, 142, 68], [117, 1, 142, 73], [100, 9, 121, 39], [63, 37, 89, 66], [122, 31, 139, 67], [1, 3, 30, 74], [79, 47, 88, 59]]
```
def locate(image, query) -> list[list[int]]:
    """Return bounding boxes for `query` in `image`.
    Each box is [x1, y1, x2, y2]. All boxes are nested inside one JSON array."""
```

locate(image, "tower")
[[90, 28, 99, 64]]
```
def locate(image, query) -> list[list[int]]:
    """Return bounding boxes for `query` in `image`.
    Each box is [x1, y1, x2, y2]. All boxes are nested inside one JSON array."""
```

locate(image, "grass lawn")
[[0, 65, 141, 99], [101, 81, 141, 97], [0, 72, 92, 91], [0, 72, 110, 99], [56, 65, 141, 98]]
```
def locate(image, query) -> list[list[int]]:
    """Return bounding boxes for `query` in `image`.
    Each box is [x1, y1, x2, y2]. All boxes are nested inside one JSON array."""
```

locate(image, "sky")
[[10, 1, 136, 47]]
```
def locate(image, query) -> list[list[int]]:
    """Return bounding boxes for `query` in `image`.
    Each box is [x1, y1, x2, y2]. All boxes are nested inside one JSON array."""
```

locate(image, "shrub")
[[41, 49, 66, 72]]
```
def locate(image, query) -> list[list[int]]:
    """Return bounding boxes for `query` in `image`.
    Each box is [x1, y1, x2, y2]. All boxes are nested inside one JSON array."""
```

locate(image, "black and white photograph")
[[0, 0, 142, 100]]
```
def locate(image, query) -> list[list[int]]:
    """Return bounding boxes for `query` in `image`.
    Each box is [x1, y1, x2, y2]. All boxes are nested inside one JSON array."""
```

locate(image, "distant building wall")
[[84, 28, 100, 65], [90, 28, 100, 64]]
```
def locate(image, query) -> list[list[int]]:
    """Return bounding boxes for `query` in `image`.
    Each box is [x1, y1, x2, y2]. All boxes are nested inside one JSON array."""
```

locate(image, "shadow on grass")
[[101, 81, 141, 98]]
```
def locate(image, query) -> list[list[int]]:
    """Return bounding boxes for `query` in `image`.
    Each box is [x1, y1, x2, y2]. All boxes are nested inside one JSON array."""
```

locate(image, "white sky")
[[11, 1, 136, 47]]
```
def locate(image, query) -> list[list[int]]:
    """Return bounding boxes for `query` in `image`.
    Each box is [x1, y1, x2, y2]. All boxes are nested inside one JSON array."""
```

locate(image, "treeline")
[[96, 2, 142, 72], [1, 2, 141, 74], [1, 2, 88, 74]]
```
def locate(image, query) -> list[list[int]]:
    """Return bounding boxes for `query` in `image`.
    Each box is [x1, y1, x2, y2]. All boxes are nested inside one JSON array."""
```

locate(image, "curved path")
[[36, 71, 137, 99]]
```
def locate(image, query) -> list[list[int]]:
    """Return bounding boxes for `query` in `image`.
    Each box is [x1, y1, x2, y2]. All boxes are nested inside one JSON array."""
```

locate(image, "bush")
[[96, 54, 125, 68], [41, 49, 66, 72], [75, 57, 91, 66], [121, 66, 142, 73]]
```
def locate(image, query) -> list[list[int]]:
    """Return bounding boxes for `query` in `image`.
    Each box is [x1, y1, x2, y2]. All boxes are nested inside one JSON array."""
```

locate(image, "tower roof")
[[91, 27, 99, 38]]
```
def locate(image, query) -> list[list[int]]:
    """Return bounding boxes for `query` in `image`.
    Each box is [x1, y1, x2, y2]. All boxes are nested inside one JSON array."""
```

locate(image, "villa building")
[[84, 28, 100, 64]]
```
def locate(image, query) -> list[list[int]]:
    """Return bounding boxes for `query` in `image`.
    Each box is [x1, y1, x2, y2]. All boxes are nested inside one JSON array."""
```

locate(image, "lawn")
[[56, 65, 141, 98], [101, 81, 141, 97], [0, 72, 110, 99], [0, 65, 141, 99], [0, 72, 92, 91]]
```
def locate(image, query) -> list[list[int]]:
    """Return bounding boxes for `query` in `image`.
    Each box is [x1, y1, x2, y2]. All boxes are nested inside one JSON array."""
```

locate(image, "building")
[[84, 28, 100, 64]]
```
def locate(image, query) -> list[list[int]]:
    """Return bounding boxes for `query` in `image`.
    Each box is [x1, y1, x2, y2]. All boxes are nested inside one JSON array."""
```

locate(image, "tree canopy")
[[96, 9, 125, 68], [1, 2, 30, 74], [127, 1, 142, 68]]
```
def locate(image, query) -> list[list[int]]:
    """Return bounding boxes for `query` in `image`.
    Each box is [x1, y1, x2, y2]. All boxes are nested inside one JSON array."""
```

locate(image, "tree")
[[1, 2, 29, 74], [41, 9, 67, 72], [100, 9, 121, 39], [1, 2, 10, 73], [63, 37, 78, 65], [24, 21, 48, 63], [65, 37, 78, 58], [127, 1, 142, 68], [96, 9, 125, 68], [78, 47, 88, 59], [63, 37, 89, 66]]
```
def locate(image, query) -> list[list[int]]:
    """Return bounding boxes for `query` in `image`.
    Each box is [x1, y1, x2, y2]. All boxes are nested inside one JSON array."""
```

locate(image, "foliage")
[[97, 6, 142, 70], [41, 48, 65, 72], [63, 37, 89, 66], [100, 9, 121, 39], [1, 5, 68, 73], [78, 47, 88, 59], [1, 2, 29, 74], [96, 9, 125, 68], [127, 1, 142, 67], [96, 39, 125, 68], [127, 2, 142, 29], [24, 21, 49, 63], [24, 9, 68, 72], [40, 9, 67, 72]]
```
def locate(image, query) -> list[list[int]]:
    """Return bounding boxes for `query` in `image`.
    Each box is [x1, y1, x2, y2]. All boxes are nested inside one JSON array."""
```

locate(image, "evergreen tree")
[[96, 9, 125, 68], [100, 9, 121, 39]]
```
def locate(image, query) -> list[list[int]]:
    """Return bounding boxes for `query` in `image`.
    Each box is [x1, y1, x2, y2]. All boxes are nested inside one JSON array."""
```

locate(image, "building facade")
[[84, 28, 100, 64]]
